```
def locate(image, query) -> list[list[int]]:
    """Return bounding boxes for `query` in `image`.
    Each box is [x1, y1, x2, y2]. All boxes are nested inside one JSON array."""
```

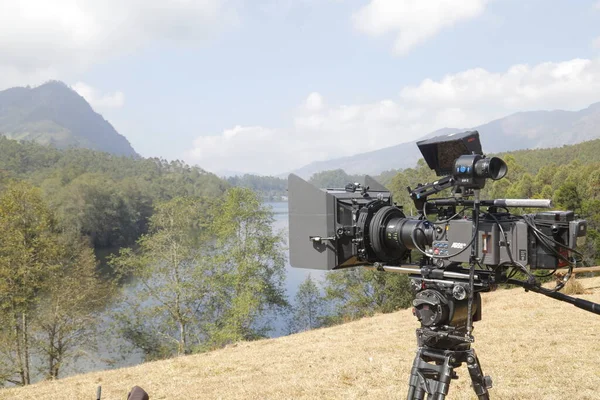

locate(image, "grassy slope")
[[2, 277, 600, 400]]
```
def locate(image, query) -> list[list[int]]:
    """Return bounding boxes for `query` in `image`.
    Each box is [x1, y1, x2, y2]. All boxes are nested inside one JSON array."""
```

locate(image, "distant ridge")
[[0, 81, 137, 157], [289, 102, 600, 178]]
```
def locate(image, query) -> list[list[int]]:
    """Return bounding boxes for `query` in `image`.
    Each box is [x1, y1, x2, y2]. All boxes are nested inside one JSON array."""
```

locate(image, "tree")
[[204, 188, 287, 348], [0, 181, 56, 385], [110, 197, 212, 358], [111, 188, 287, 358], [288, 274, 325, 333], [553, 181, 582, 212], [308, 169, 366, 190], [33, 234, 115, 379]]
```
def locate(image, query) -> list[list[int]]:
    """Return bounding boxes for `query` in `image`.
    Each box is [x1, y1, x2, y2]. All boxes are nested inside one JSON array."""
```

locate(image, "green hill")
[[0, 137, 228, 249], [493, 137, 600, 174], [0, 81, 137, 156]]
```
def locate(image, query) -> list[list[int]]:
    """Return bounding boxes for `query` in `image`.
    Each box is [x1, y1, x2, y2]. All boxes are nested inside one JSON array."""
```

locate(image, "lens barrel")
[[364, 206, 432, 263]]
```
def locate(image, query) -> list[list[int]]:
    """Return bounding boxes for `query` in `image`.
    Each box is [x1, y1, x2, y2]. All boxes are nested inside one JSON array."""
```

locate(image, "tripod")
[[406, 327, 492, 400]]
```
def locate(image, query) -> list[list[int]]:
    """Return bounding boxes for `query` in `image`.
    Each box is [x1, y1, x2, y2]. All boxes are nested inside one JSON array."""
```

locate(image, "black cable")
[[520, 214, 583, 258], [487, 211, 575, 292]]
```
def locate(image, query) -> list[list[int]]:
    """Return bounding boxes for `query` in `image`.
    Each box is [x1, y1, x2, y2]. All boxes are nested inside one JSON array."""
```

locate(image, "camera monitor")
[[417, 131, 483, 176]]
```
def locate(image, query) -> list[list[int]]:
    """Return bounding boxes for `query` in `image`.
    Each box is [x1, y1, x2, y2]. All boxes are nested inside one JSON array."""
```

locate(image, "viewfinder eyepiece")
[[477, 157, 507, 181], [454, 155, 507, 189]]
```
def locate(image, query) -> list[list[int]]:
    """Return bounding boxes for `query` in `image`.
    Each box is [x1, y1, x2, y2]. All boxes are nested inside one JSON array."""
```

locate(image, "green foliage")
[[111, 188, 287, 359], [204, 188, 287, 348], [0, 181, 56, 311], [308, 169, 364, 189], [288, 274, 326, 333], [0, 180, 112, 384], [553, 182, 582, 212], [0, 136, 228, 249], [33, 234, 115, 379], [110, 197, 213, 358], [492, 138, 600, 175], [226, 174, 287, 201]]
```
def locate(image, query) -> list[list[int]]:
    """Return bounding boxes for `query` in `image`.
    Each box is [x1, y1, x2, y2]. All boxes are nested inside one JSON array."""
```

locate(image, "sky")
[[1, 0, 600, 176]]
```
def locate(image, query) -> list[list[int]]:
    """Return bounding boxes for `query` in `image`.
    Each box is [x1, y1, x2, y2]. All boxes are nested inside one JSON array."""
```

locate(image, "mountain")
[[290, 103, 600, 178], [0, 81, 137, 157]]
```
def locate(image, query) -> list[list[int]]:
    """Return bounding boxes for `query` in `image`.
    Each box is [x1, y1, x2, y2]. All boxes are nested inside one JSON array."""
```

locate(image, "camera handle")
[[407, 175, 455, 212]]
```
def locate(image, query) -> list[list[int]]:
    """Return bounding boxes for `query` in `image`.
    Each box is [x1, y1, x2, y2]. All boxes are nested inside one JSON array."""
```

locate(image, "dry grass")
[[561, 277, 590, 295], [2, 277, 600, 400]]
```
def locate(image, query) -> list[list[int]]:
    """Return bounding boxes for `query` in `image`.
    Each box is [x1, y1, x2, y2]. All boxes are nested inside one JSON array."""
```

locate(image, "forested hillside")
[[226, 174, 287, 201], [0, 136, 228, 249]]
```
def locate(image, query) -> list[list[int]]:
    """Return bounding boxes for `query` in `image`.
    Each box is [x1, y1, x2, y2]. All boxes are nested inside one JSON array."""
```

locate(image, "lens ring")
[[369, 206, 407, 262]]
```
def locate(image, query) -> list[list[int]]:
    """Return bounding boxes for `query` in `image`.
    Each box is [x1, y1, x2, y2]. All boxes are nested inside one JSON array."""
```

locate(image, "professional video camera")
[[288, 130, 599, 400]]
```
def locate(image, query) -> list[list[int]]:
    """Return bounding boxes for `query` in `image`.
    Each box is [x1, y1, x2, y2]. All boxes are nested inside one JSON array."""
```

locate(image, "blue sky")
[[1, 0, 600, 175]]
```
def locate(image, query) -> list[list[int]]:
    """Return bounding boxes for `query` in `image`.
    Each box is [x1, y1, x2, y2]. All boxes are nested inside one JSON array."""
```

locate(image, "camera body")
[[288, 131, 587, 272]]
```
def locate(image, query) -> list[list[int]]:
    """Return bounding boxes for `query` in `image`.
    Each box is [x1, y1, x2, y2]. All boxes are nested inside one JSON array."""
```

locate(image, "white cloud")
[[187, 126, 287, 176], [0, 0, 237, 89], [399, 59, 600, 113], [352, 0, 487, 55], [186, 58, 600, 175], [304, 92, 325, 111], [72, 82, 125, 109]]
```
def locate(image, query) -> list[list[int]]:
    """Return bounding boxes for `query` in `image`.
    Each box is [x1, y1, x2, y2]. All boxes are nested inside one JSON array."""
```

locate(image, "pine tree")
[[289, 274, 325, 333]]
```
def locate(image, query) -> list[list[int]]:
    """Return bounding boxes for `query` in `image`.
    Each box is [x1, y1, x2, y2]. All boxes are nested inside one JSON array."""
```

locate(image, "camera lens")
[[365, 206, 432, 263]]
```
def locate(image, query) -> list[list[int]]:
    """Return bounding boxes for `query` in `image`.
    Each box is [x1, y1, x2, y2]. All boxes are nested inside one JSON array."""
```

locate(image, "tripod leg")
[[407, 350, 426, 400], [429, 358, 453, 400], [466, 350, 492, 400], [406, 371, 426, 400]]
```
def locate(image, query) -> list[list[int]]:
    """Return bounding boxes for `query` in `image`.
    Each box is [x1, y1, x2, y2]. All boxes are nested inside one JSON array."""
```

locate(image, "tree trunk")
[[14, 312, 25, 386], [22, 313, 31, 385], [53, 335, 63, 379], [47, 324, 57, 380], [178, 320, 187, 356]]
